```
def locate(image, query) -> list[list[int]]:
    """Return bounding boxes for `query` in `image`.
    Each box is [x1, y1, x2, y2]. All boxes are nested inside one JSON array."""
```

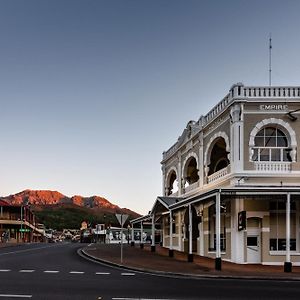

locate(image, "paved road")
[[0, 243, 299, 299]]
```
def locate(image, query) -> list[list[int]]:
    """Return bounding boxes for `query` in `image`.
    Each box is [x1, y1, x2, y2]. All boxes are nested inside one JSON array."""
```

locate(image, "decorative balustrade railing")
[[255, 162, 291, 172], [184, 181, 199, 194], [207, 165, 230, 184]]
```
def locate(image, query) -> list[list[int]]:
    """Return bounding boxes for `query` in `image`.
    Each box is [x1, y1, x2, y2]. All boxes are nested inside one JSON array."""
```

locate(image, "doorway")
[[246, 219, 261, 264]]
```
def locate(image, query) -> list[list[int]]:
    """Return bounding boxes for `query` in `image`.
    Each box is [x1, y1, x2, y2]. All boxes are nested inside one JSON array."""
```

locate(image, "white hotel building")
[[131, 83, 300, 271]]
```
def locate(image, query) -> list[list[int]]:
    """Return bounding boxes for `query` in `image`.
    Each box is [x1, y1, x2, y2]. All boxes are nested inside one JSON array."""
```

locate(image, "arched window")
[[253, 127, 291, 162], [166, 169, 178, 195]]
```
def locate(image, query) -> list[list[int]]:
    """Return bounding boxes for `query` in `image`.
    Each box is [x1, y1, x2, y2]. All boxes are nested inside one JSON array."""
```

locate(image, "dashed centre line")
[[121, 273, 135, 276], [19, 270, 35, 273], [0, 269, 136, 276], [69, 271, 85, 274], [0, 294, 32, 298], [43, 270, 59, 273]]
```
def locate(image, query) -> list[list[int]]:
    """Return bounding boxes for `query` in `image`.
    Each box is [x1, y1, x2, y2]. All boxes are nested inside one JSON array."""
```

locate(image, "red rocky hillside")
[[0, 190, 140, 218]]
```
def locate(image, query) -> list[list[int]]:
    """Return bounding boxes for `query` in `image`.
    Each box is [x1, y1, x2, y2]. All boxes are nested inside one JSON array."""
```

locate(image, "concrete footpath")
[[81, 243, 300, 280]]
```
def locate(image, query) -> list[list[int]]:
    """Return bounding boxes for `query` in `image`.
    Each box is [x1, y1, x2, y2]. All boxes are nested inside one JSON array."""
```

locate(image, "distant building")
[[132, 83, 300, 271], [0, 200, 45, 242]]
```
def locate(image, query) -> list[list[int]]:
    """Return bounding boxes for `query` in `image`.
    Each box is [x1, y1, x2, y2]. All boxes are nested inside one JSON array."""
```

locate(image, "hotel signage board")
[[259, 104, 288, 111]]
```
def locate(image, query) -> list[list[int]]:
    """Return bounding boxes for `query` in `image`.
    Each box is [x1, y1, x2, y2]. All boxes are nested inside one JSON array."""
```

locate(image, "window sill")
[[269, 251, 299, 256]]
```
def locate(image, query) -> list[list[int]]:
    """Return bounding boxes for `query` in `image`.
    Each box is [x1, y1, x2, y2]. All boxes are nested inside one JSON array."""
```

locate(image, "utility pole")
[[269, 33, 272, 86]]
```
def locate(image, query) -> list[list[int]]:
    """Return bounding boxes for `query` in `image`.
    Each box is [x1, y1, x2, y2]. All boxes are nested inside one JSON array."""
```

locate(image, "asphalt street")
[[0, 243, 299, 299]]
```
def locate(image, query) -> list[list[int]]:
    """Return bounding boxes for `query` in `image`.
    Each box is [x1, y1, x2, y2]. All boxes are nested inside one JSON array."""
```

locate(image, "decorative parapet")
[[255, 162, 291, 172], [242, 86, 300, 98]]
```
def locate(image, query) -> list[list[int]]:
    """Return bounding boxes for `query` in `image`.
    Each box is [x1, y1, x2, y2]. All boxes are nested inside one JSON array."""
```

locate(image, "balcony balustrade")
[[207, 165, 230, 184], [255, 162, 291, 172], [184, 181, 199, 193]]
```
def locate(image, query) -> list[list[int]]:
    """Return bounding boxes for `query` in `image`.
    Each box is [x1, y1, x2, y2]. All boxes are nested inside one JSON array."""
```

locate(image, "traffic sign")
[[115, 214, 128, 226]]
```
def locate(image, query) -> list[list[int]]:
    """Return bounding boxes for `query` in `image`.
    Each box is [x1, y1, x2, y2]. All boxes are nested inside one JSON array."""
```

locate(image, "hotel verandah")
[[131, 83, 300, 271]]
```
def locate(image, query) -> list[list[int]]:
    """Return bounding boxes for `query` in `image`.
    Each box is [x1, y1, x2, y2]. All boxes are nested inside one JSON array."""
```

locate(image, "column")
[[140, 221, 144, 249], [151, 215, 156, 252], [162, 166, 166, 196], [169, 211, 174, 257], [230, 103, 244, 174], [284, 193, 292, 272], [198, 131, 204, 189], [178, 158, 182, 196], [188, 204, 193, 262], [215, 192, 222, 270], [130, 224, 135, 246]]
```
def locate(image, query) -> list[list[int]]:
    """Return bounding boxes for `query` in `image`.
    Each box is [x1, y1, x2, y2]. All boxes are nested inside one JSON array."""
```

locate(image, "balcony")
[[184, 181, 199, 194], [207, 165, 230, 184], [255, 162, 291, 172]]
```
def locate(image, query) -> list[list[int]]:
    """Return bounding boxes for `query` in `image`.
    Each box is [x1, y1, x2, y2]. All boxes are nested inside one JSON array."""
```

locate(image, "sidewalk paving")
[[82, 243, 300, 280]]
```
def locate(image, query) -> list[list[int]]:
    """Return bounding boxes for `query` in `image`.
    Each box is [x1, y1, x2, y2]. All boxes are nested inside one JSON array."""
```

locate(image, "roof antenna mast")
[[269, 33, 272, 86]]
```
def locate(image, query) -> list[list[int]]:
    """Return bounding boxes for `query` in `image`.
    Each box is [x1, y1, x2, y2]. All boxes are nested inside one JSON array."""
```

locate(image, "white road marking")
[[95, 272, 110, 275], [0, 269, 11, 272], [19, 270, 35, 273], [120, 273, 135, 276], [44, 270, 59, 273], [0, 295, 32, 298], [69, 271, 84, 274]]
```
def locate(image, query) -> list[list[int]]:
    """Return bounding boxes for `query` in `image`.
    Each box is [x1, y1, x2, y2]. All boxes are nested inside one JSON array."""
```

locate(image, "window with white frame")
[[252, 127, 291, 162], [269, 199, 296, 251]]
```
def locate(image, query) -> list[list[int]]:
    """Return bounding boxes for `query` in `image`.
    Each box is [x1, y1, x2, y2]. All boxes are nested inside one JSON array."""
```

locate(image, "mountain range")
[[0, 190, 141, 229]]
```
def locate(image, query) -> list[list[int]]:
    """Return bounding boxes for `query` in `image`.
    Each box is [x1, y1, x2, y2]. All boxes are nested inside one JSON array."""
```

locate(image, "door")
[[247, 231, 261, 263]]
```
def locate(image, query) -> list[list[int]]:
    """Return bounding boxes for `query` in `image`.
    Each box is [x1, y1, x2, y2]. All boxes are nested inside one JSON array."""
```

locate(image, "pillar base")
[[169, 249, 174, 257], [130, 241, 135, 247], [215, 257, 222, 271], [284, 262, 292, 273], [151, 245, 156, 252], [140, 243, 144, 249], [188, 253, 193, 262]]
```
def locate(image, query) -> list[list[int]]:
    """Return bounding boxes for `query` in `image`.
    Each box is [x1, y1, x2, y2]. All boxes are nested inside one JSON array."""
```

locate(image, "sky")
[[0, 0, 300, 215]]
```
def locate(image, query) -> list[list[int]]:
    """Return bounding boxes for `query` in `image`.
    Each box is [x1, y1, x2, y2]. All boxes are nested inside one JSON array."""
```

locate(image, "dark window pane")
[[265, 137, 276, 147], [254, 137, 264, 147], [271, 149, 281, 161], [277, 129, 286, 137], [256, 129, 265, 136], [260, 148, 269, 161], [265, 127, 276, 136], [283, 150, 292, 162], [278, 239, 286, 250], [253, 148, 259, 161], [277, 136, 288, 147], [247, 237, 258, 246], [270, 239, 277, 250]]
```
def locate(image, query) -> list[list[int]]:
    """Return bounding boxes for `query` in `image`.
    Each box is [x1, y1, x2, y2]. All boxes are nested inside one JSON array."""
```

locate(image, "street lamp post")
[[127, 224, 130, 244], [20, 205, 23, 243]]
